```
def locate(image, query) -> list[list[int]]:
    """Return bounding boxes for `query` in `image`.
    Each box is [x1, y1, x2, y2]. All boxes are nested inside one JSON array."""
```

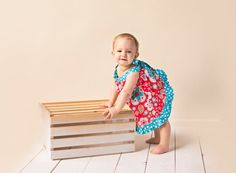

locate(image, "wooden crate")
[[42, 99, 135, 160]]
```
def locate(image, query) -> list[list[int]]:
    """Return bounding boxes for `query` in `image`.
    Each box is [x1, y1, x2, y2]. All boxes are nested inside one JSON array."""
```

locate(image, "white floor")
[[19, 124, 225, 173]]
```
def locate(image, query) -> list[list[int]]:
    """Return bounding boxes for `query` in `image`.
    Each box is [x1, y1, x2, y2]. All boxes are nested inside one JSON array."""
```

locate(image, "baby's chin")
[[118, 63, 133, 70]]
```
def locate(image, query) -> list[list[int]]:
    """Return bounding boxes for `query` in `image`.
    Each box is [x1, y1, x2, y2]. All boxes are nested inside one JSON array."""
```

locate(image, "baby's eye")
[[117, 50, 122, 53], [127, 51, 132, 53]]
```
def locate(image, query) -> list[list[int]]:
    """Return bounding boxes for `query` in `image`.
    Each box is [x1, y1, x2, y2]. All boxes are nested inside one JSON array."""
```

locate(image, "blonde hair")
[[112, 33, 139, 52]]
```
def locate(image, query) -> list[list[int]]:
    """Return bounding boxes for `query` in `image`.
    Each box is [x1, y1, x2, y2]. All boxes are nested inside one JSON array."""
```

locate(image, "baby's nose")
[[121, 51, 127, 56]]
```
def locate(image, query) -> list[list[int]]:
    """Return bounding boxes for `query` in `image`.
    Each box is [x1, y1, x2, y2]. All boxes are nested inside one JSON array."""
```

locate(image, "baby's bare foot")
[[150, 144, 169, 154], [145, 137, 160, 144]]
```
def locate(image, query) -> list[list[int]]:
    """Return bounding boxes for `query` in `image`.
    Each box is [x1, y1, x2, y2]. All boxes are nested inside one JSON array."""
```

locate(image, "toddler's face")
[[113, 37, 138, 68]]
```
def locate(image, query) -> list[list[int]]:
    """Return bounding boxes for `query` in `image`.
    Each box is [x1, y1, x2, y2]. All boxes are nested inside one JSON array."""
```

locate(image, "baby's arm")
[[107, 82, 119, 107], [104, 72, 139, 119]]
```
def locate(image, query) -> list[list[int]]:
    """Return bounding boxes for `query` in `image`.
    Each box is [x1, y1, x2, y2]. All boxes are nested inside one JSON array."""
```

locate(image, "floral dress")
[[114, 59, 174, 134]]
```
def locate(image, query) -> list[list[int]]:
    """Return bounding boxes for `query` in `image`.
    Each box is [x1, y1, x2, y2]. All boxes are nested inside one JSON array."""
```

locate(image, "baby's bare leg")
[[145, 128, 160, 144], [150, 120, 171, 154]]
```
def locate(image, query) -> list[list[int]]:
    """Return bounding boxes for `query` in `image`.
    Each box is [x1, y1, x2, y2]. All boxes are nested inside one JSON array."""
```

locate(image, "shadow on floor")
[[135, 133, 152, 151]]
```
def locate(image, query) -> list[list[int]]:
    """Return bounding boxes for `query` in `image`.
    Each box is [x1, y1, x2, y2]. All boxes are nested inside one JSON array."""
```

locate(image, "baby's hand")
[[103, 107, 119, 119], [99, 102, 113, 109], [106, 102, 113, 108]]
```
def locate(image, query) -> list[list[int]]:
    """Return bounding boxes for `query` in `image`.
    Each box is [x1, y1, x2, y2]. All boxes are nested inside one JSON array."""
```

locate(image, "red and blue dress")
[[114, 59, 174, 134]]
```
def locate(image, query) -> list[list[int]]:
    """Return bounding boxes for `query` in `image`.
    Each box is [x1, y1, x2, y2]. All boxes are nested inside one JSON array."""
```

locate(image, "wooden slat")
[[51, 112, 134, 124], [175, 127, 205, 173], [51, 122, 135, 137], [49, 106, 105, 112], [51, 143, 135, 160], [43, 100, 131, 116], [50, 110, 104, 117], [50, 107, 105, 114], [197, 125, 222, 173], [83, 154, 120, 173], [53, 154, 120, 173], [20, 148, 59, 173], [50, 109, 131, 116], [145, 131, 175, 173], [52, 157, 91, 173], [50, 110, 104, 115], [45, 103, 105, 108], [43, 100, 132, 117], [51, 132, 135, 148], [198, 138, 214, 173], [115, 133, 152, 173], [46, 104, 130, 111], [43, 99, 108, 106]]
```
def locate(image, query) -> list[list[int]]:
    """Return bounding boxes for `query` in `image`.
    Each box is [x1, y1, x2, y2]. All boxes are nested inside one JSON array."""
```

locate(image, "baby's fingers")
[[103, 109, 109, 116], [105, 112, 112, 119]]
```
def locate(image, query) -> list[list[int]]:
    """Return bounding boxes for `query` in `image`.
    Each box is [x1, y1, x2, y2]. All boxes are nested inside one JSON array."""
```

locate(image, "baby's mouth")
[[120, 58, 127, 61]]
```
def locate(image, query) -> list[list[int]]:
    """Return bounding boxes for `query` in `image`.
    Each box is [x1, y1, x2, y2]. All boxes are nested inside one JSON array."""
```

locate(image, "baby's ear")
[[135, 52, 139, 58]]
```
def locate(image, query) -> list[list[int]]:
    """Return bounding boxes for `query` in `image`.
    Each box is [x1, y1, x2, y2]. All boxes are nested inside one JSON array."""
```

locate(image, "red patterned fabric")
[[115, 68, 166, 128]]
